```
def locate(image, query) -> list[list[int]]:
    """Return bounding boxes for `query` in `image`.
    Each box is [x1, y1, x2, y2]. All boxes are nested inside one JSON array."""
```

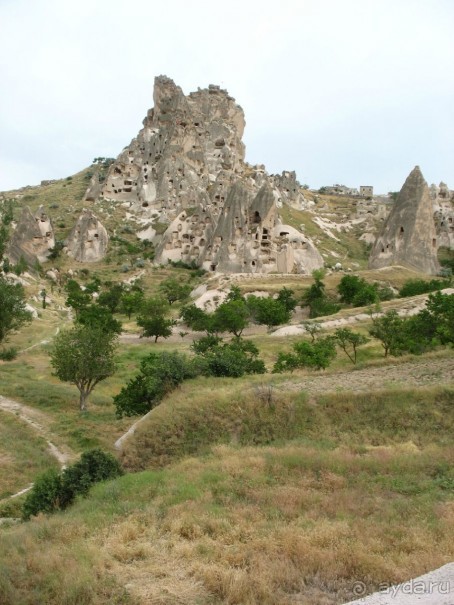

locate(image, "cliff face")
[[369, 166, 440, 274], [85, 75, 322, 274], [65, 209, 108, 263], [7, 205, 55, 265]]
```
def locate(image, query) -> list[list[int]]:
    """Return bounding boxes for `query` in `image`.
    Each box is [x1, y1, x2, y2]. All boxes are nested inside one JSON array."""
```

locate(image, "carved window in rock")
[[253, 211, 261, 224], [432, 238, 437, 247]]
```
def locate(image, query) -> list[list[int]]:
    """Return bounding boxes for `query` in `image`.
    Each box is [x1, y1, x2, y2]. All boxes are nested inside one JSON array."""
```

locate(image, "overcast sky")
[[0, 0, 453, 194]]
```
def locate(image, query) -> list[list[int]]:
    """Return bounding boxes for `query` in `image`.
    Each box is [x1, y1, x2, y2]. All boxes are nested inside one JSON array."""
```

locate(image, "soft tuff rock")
[[85, 75, 322, 274], [65, 209, 108, 262], [7, 205, 55, 265], [369, 166, 440, 274]]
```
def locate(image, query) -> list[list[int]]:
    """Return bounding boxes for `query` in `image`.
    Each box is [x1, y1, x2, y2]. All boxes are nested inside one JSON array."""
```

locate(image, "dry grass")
[[0, 411, 58, 499], [0, 376, 452, 603]]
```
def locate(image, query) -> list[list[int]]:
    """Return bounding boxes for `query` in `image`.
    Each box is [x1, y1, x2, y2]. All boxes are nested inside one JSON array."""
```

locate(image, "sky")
[[0, 0, 453, 194]]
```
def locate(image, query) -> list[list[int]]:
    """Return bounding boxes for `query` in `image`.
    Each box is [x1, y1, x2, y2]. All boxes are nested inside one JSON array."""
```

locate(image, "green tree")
[[0, 275, 32, 346], [65, 279, 91, 317], [273, 336, 336, 372], [159, 277, 192, 305], [334, 327, 369, 364], [276, 287, 297, 312], [197, 337, 266, 378], [337, 275, 365, 304], [425, 291, 454, 344], [120, 290, 144, 319], [137, 296, 174, 341], [213, 298, 250, 337], [368, 310, 406, 357], [302, 270, 340, 318], [248, 296, 291, 329], [114, 351, 197, 418], [97, 283, 125, 313], [399, 278, 450, 298], [137, 315, 176, 342], [77, 304, 122, 334], [302, 321, 322, 342], [50, 326, 117, 411], [180, 304, 213, 333]]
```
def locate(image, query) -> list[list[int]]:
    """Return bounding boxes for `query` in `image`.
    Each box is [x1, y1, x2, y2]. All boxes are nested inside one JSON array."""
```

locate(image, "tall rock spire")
[[369, 166, 440, 274]]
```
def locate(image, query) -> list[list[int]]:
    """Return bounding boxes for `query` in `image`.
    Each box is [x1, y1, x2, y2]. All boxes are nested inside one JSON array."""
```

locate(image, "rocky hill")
[[0, 76, 453, 276]]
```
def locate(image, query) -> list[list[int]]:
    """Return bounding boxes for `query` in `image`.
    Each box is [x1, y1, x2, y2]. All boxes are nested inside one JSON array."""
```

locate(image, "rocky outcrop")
[[156, 182, 323, 274], [85, 75, 321, 274], [7, 205, 55, 265], [432, 181, 454, 250], [65, 209, 108, 262], [369, 166, 440, 274]]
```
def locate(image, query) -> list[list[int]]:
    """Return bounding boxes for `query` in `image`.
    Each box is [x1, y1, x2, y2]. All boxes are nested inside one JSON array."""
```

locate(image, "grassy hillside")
[[0, 385, 452, 604], [0, 169, 453, 604]]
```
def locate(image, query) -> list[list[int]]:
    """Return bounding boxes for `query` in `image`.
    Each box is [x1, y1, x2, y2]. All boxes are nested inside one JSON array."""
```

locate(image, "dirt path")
[[279, 356, 454, 395], [0, 395, 75, 501]]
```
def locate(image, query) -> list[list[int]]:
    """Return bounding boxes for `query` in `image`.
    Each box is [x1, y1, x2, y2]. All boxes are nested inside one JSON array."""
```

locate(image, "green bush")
[[22, 468, 62, 520], [399, 278, 450, 298], [0, 347, 18, 361], [198, 338, 266, 378], [22, 450, 122, 520], [114, 351, 198, 418], [273, 337, 336, 372], [59, 449, 123, 508]]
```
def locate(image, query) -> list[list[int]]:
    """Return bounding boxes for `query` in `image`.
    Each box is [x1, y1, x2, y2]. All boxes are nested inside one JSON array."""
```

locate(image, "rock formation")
[[431, 181, 454, 251], [7, 205, 55, 265], [65, 209, 108, 262], [369, 166, 440, 274], [85, 75, 322, 274]]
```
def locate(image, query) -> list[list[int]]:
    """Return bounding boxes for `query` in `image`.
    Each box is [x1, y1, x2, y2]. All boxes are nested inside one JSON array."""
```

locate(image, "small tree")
[[368, 310, 406, 357], [120, 290, 144, 319], [248, 296, 291, 329], [0, 275, 32, 346], [197, 337, 266, 378], [137, 315, 176, 342], [273, 337, 336, 372], [302, 321, 322, 342], [65, 279, 91, 317], [136, 295, 175, 341], [77, 304, 122, 334], [302, 270, 340, 318], [334, 327, 369, 364], [97, 283, 125, 314], [276, 287, 297, 312], [114, 351, 197, 417], [213, 298, 250, 337], [337, 275, 365, 304], [425, 291, 454, 345], [159, 277, 192, 305], [50, 326, 117, 411]]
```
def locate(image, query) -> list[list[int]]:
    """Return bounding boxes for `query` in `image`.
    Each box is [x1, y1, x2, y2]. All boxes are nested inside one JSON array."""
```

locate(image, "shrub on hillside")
[[198, 338, 266, 378], [114, 351, 198, 418], [398, 278, 450, 298], [273, 337, 336, 372], [22, 449, 122, 520]]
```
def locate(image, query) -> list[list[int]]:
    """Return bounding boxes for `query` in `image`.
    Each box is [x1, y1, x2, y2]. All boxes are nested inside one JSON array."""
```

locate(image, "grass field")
[[0, 411, 59, 500], [0, 385, 452, 605]]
